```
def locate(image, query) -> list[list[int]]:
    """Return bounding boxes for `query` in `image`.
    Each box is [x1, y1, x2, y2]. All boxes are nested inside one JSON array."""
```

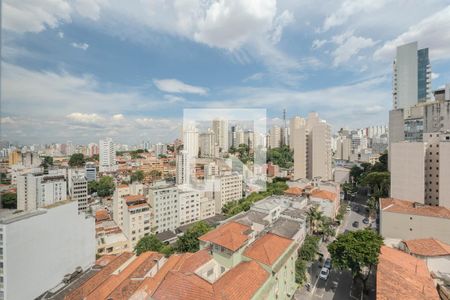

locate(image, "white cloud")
[[322, 0, 388, 32], [112, 114, 125, 121], [312, 39, 327, 49], [58, 31, 64, 38], [71, 42, 89, 50], [153, 79, 207, 95], [135, 118, 178, 130], [432, 72, 440, 80], [2, 0, 72, 33], [0, 117, 15, 124], [268, 10, 295, 44], [74, 0, 106, 21], [331, 32, 377, 66], [164, 94, 185, 103], [67, 112, 104, 123], [374, 5, 450, 61]]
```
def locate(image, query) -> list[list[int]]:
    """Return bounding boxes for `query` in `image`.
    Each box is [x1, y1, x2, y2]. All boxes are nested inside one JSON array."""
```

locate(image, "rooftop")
[[403, 238, 450, 257], [124, 194, 146, 203], [269, 217, 304, 239], [284, 186, 304, 196], [380, 198, 450, 219], [243, 233, 293, 266], [376, 246, 439, 300], [310, 189, 337, 202], [198, 221, 251, 251]]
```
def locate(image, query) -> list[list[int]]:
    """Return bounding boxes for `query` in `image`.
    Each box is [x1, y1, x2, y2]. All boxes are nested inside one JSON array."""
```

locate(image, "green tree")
[[299, 235, 320, 261], [350, 165, 364, 183], [96, 176, 115, 197], [40, 156, 54, 168], [135, 234, 164, 255], [361, 172, 390, 197], [267, 146, 293, 168], [175, 221, 211, 253], [0, 173, 10, 184], [131, 170, 145, 183], [149, 170, 162, 180], [328, 229, 383, 291], [1, 192, 17, 209], [295, 259, 307, 284], [318, 217, 336, 241], [306, 206, 324, 234], [68, 153, 85, 167]]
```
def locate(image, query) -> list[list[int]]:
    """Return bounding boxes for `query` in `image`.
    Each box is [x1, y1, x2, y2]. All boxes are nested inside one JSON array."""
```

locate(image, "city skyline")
[[2, 1, 450, 144]]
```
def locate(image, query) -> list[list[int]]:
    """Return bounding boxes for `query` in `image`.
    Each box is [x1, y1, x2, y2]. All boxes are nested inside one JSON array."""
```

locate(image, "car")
[[324, 258, 332, 269], [363, 218, 370, 224], [319, 267, 330, 280], [346, 206, 351, 212], [352, 221, 359, 228], [354, 206, 360, 212]]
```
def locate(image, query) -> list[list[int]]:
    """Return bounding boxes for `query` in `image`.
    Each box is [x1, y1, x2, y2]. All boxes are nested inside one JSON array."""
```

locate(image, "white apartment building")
[[112, 183, 144, 228], [176, 150, 190, 186], [291, 113, 332, 181], [199, 129, 217, 158], [71, 174, 88, 213], [99, 138, 117, 173], [122, 195, 152, 249], [178, 189, 202, 226], [212, 119, 228, 152], [183, 125, 199, 159], [269, 125, 281, 149], [200, 195, 215, 220], [148, 184, 179, 233], [17, 172, 67, 211], [211, 173, 243, 213], [85, 162, 96, 182], [391, 131, 450, 208], [0, 201, 95, 300], [335, 135, 351, 161]]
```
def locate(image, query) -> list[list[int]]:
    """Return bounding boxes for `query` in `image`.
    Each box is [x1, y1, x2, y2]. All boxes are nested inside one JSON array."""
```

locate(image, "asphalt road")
[[294, 201, 373, 300]]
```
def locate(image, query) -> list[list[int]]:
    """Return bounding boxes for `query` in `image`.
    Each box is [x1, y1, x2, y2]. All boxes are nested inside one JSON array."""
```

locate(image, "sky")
[[1, 0, 450, 145]]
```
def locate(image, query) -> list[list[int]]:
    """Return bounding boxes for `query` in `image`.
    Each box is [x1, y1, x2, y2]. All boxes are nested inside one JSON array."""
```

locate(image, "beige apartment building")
[[391, 131, 450, 208], [211, 173, 243, 213], [178, 188, 201, 226], [291, 113, 332, 181], [122, 195, 152, 249], [148, 183, 179, 233]]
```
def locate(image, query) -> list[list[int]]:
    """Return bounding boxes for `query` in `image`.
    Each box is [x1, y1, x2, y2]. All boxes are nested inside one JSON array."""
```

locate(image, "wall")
[[2, 201, 95, 300]]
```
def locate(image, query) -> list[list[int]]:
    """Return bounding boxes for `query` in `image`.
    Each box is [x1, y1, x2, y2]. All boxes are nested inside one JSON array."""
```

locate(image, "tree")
[[68, 153, 85, 167], [328, 229, 383, 292], [267, 146, 293, 168], [299, 235, 320, 261], [131, 170, 145, 183], [0, 173, 10, 184], [350, 165, 364, 183], [295, 259, 308, 284], [306, 206, 324, 234], [1, 193, 17, 209], [96, 176, 115, 197], [40, 156, 54, 168], [135, 234, 164, 255], [318, 217, 336, 241], [148, 170, 162, 180], [175, 221, 211, 253], [361, 172, 390, 198]]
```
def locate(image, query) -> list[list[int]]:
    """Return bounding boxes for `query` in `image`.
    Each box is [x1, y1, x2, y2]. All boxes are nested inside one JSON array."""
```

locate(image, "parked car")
[[352, 221, 359, 228], [324, 258, 332, 269], [354, 206, 360, 212], [319, 267, 330, 280], [346, 206, 351, 212], [363, 218, 370, 224]]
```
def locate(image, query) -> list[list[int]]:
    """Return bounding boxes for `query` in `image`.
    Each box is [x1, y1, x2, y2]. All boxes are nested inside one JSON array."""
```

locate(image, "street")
[[294, 200, 375, 300]]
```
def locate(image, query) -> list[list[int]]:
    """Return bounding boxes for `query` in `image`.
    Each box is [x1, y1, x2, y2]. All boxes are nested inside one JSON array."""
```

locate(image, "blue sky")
[[2, 0, 450, 144]]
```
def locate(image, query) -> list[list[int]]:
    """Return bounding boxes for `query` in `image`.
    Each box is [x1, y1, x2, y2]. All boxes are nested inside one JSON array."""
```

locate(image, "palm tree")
[[307, 206, 324, 234]]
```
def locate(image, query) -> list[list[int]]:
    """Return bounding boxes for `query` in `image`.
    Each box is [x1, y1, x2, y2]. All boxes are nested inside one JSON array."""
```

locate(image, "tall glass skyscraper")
[[392, 42, 431, 109]]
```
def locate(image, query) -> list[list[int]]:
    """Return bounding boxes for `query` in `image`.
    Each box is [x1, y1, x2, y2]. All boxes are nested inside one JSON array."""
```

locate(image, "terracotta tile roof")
[[106, 252, 163, 300], [380, 198, 450, 219], [376, 246, 439, 300], [213, 260, 268, 300], [284, 187, 303, 196], [243, 233, 293, 266], [86, 252, 162, 300], [310, 189, 337, 202], [176, 249, 212, 273], [152, 271, 214, 300], [118, 184, 129, 189], [404, 238, 450, 257], [124, 194, 146, 202], [95, 255, 117, 267], [95, 209, 110, 222], [130, 254, 187, 299], [64, 252, 134, 300], [198, 221, 251, 251]]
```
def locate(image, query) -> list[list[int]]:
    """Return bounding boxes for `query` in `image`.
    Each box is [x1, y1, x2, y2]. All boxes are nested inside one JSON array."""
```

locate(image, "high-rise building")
[[291, 113, 332, 180], [71, 174, 88, 213], [209, 173, 243, 213], [85, 162, 96, 182], [391, 131, 450, 208], [212, 119, 228, 152], [335, 135, 351, 161], [17, 172, 67, 211], [99, 138, 117, 172], [122, 195, 151, 249], [0, 201, 95, 300], [269, 125, 281, 149], [178, 188, 202, 226], [148, 184, 179, 233], [199, 129, 216, 158], [176, 150, 190, 186], [183, 125, 199, 159], [393, 42, 431, 109]]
